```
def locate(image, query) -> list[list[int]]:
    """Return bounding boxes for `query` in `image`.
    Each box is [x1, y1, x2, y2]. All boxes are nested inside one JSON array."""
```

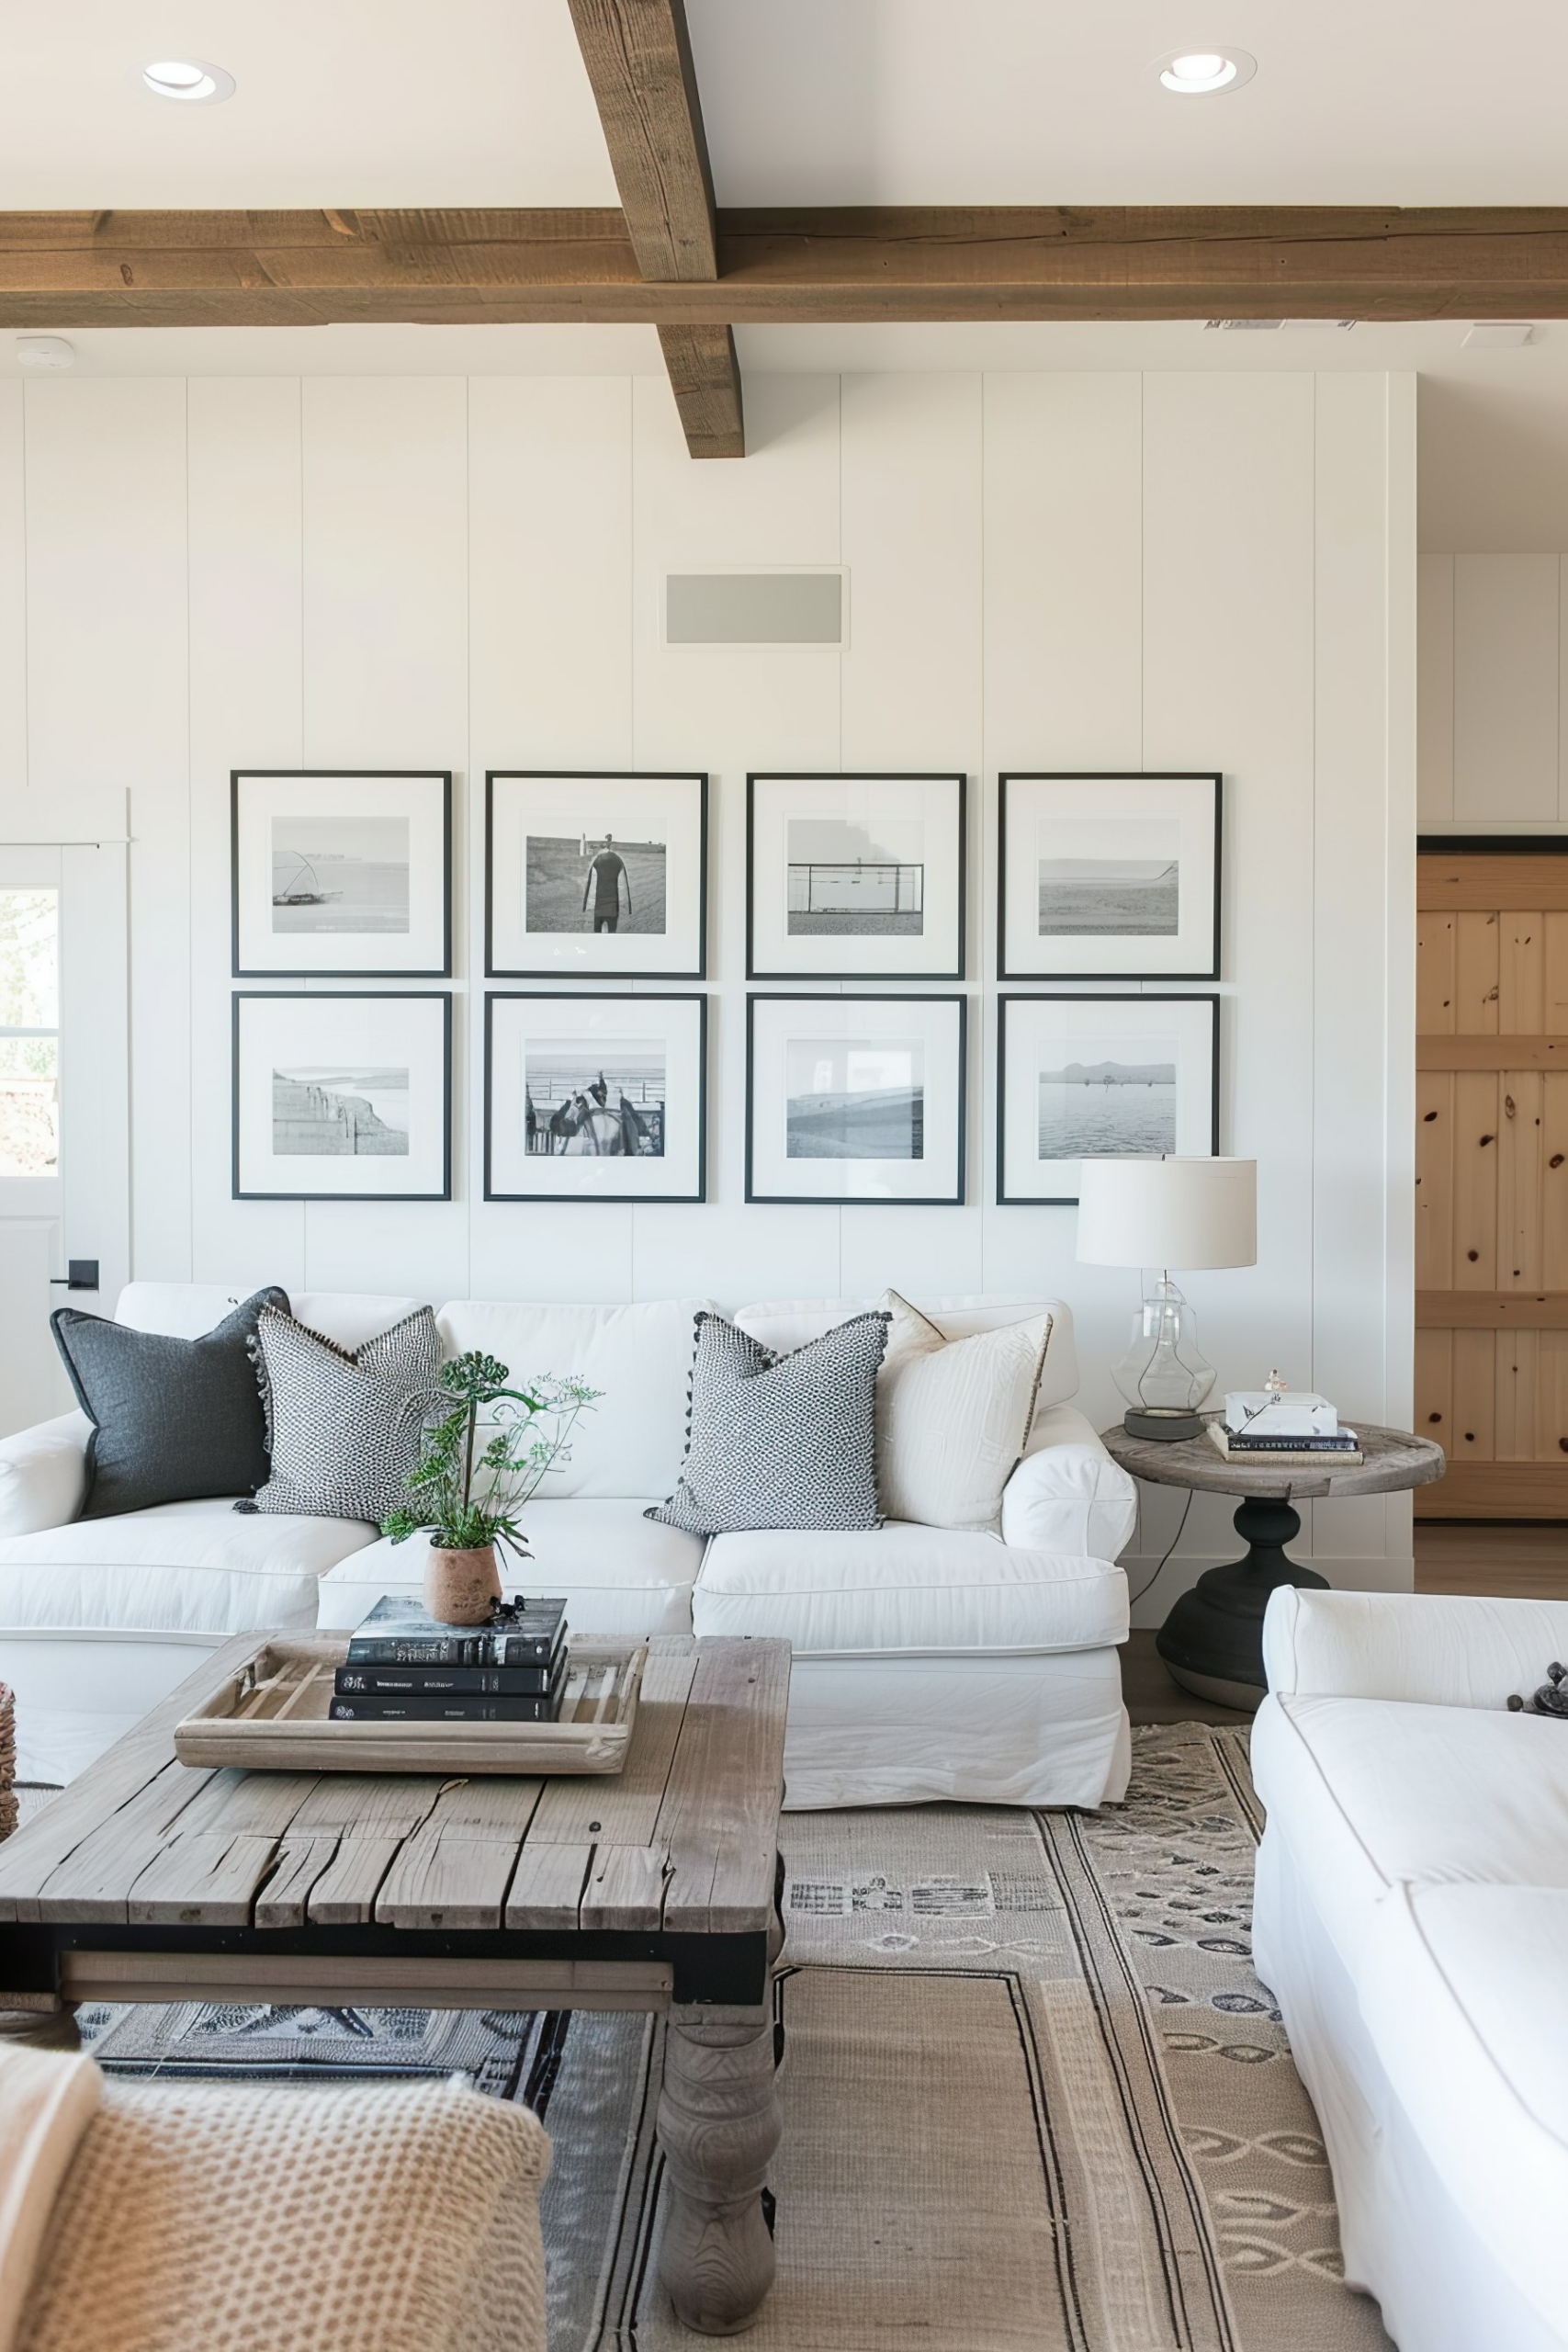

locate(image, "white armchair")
[[0, 1417, 90, 1542]]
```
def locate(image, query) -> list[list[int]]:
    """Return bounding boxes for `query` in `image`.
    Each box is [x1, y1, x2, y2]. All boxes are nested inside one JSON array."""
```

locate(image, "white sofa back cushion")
[[435, 1298, 716, 1498], [735, 1297, 1079, 1443], [116, 1284, 425, 1356]]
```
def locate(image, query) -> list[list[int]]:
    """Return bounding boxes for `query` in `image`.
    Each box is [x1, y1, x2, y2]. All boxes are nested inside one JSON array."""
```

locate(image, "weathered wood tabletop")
[[1100, 1419, 1447, 1502], [0, 1629, 791, 2335]]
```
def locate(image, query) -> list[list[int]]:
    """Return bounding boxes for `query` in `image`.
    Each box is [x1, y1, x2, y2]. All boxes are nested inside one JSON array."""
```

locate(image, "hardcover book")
[[345, 1594, 567, 1668], [335, 1657, 562, 1697]]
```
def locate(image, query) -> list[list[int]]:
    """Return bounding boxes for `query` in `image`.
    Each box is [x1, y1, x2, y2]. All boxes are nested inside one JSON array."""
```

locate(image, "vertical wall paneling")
[[839, 371, 984, 1298], [1416, 552, 1454, 824], [1452, 553, 1559, 822], [630, 372, 842, 1306], [25, 379, 191, 1277], [0, 384, 25, 791], [300, 378, 471, 1300], [186, 379, 307, 1292], [468, 376, 637, 1303], [977, 372, 1143, 1331]]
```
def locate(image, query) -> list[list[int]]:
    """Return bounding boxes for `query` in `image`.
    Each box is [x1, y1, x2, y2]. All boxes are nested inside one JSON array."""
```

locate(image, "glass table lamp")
[[1076, 1157, 1258, 1441]]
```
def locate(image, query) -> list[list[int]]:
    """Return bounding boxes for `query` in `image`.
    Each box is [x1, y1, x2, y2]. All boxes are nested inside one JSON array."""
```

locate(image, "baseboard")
[[1414, 1464, 1568, 1519]]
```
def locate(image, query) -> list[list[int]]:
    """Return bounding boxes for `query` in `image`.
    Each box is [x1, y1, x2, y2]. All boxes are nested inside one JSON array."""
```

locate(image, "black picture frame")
[[746, 771, 967, 980], [483, 991, 708, 1204], [484, 771, 709, 980], [744, 991, 968, 1206], [997, 772, 1223, 983], [231, 770, 453, 979], [231, 990, 453, 1202], [996, 992, 1221, 1206]]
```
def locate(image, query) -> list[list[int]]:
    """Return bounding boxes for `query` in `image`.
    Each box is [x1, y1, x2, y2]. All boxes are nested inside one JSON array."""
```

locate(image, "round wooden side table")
[[1100, 1421, 1447, 1712]]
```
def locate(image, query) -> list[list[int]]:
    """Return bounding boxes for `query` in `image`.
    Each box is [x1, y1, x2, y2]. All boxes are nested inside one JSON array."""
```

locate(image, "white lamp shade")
[[1075, 1156, 1257, 1271]]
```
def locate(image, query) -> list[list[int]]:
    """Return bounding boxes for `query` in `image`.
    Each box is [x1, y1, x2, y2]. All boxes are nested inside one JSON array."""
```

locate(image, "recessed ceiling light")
[[1154, 47, 1257, 95], [14, 337, 75, 372], [140, 57, 235, 104]]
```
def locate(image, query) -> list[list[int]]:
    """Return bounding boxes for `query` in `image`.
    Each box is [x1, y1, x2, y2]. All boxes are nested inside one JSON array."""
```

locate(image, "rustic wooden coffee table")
[[0, 1631, 790, 2337]]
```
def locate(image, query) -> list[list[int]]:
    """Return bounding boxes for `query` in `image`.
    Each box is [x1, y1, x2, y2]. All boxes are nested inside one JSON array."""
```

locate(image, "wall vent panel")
[[663, 571, 844, 646]]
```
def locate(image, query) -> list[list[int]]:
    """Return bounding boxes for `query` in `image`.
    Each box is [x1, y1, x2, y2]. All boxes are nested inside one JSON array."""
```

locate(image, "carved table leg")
[[658, 2013, 782, 2334]]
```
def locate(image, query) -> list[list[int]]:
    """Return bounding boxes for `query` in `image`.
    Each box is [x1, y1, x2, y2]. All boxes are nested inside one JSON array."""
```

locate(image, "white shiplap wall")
[[3, 368, 1416, 1611]]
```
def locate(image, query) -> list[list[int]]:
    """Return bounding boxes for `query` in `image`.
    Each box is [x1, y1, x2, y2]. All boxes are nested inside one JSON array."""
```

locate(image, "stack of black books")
[[330, 1595, 569, 1724]]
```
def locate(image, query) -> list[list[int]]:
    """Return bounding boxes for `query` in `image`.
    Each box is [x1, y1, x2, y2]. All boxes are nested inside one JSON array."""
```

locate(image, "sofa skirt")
[[778, 1646, 1129, 1811]]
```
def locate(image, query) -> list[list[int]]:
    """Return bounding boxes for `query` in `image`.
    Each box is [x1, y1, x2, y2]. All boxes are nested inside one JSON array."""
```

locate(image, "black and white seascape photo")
[[999, 774, 1221, 981], [525, 1046, 666, 1159], [487, 993, 706, 1202], [785, 1038, 925, 1159], [998, 994, 1219, 1205], [234, 993, 451, 1200], [487, 773, 707, 979], [231, 772, 452, 977], [749, 774, 965, 979], [748, 994, 965, 1204]]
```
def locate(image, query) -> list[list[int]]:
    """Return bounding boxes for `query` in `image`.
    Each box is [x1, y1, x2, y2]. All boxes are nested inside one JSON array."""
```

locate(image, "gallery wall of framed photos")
[[228, 762, 1225, 1213]]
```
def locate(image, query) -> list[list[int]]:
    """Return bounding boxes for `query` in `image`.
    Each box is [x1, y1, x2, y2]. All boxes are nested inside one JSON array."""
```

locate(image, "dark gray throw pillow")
[[51, 1287, 289, 1521], [647, 1309, 889, 1537]]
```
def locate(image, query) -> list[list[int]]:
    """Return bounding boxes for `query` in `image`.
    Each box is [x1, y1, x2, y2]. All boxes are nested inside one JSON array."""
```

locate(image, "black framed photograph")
[[486, 772, 707, 979], [485, 992, 706, 1203], [998, 772, 1222, 981], [231, 771, 452, 978], [997, 993, 1220, 1206], [232, 992, 452, 1202], [746, 992, 966, 1205], [748, 772, 965, 979]]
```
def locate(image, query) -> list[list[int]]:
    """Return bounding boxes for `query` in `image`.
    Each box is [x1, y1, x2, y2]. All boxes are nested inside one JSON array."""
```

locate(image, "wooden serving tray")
[[173, 1634, 647, 1776]]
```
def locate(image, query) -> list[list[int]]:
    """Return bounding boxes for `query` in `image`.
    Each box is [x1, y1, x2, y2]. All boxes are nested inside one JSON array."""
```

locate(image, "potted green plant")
[[382, 1351, 601, 1625]]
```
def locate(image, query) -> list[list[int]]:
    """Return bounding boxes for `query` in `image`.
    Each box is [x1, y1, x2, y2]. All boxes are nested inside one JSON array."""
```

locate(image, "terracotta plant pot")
[[424, 1540, 502, 1627]]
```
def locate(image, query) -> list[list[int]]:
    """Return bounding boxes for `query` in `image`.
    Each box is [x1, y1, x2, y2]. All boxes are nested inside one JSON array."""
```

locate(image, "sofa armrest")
[[1263, 1587, 1568, 1709], [0, 1412, 91, 1538], [1001, 1404, 1138, 1562]]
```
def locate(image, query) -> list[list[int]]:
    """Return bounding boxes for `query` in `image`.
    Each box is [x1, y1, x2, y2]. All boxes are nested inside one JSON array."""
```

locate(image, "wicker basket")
[[0, 1682, 15, 1842]]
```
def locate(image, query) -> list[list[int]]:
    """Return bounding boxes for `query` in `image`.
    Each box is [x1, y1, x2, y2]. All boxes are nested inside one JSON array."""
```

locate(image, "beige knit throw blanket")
[[0, 2047, 100, 2352]]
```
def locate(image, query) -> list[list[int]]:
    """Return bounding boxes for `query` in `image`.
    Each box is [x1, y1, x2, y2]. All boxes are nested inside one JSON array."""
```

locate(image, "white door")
[[0, 798, 130, 1437]]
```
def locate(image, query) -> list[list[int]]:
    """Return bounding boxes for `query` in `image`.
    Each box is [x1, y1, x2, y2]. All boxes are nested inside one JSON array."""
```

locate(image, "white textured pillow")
[[875, 1290, 1053, 1532]]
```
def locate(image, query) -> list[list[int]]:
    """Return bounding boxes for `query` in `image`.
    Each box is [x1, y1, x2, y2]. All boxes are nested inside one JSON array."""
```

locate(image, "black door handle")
[[50, 1260, 99, 1293]]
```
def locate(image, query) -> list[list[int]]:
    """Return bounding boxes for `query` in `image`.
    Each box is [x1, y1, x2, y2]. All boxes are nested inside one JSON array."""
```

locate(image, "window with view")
[[0, 890, 59, 1180]]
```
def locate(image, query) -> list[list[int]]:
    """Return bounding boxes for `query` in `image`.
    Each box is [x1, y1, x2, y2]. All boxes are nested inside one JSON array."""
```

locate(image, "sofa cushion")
[[245, 1306, 439, 1524], [735, 1295, 1079, 1435], [53, 1287, 288, 1520], [434, 1300, 716, 1499], [0, 1499, 376, 1637], [875, 1290, 1050, 1532], [316, 1500, 705, 1641], [693, 1523, 1127, 1654], [1359, 1882, 1568, 2346], [1250, 1692, 1568, 1986], [116, 1285, 423, 1353], [648, 1310, 888, 1537]]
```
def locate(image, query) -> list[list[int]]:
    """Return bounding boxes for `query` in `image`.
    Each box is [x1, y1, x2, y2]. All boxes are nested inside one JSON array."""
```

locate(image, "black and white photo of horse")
[[525, 1046, 666, 1158]]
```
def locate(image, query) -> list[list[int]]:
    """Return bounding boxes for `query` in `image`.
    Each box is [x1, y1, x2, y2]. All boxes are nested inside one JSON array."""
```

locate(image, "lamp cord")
[[1128, 1487, 1194, 1608]]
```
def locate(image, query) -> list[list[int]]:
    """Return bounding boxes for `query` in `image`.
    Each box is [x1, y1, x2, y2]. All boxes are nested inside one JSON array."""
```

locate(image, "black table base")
[[1154, 1496, 1329, 1713]]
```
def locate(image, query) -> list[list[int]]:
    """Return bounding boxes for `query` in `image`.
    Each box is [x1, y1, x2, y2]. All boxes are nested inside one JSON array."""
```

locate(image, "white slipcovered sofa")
[[1252, 1589, 1568, 2352], [0, 1283, 1136, 1804]]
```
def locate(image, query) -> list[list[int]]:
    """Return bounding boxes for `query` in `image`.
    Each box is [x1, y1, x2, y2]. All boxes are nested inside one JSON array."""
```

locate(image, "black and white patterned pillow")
[[239, 1305, 441, 1524], [646, 1309, 889, 1536]]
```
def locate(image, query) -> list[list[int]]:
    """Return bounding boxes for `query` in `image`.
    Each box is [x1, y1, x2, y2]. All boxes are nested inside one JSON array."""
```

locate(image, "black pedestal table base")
[[1154, 1496, 1330, 1712]]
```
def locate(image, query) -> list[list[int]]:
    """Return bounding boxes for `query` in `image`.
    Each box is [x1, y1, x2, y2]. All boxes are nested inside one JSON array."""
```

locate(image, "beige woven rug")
[[534, 1723, 1393, 2351]]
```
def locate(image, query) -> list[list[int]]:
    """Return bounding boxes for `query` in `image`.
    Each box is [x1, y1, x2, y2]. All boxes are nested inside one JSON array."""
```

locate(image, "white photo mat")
[[998, 993, 1219, 1205], [486, 773, 706, 978], [747, 993, 966, 1204], [233, 992, 451, 1200], [999, 774, 1221, 980], [231, 771, 450, 977], [748, 773, 965, 978], [485, 992, 706, 1202]]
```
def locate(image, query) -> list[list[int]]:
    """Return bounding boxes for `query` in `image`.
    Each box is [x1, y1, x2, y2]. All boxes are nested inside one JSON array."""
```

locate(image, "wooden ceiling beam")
[[4, 207, 1568, 328], [567, 0, 741, 457]]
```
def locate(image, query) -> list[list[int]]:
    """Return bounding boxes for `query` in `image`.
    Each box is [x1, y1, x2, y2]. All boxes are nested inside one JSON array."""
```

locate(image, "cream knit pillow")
[[874, 1291, 1053, 1532]]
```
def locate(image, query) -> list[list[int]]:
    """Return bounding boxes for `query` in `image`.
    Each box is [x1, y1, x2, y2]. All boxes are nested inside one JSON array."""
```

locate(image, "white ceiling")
[[3, 0, 1568, 209]]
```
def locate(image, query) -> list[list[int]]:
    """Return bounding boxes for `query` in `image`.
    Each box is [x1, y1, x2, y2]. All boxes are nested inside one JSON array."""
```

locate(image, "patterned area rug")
[[68, 1726, 1390, 2351]]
